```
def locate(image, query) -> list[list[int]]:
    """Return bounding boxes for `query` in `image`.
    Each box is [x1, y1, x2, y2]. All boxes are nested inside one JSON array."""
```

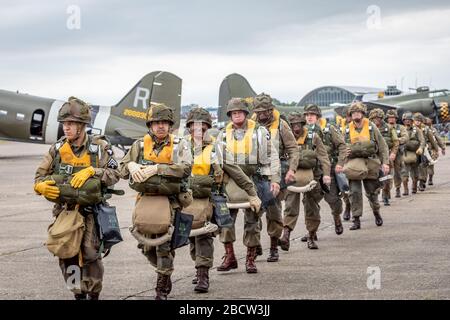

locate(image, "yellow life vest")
[[192, 143, 213, 176], [296, 128, 308, 145], [349, 118, 371, 144], [340, 119, 347, 134], [269, 109, 281, 140], [226, 119, 256, 155], [251, 109, 281, 140], [319, 118, 327, 130], [59, 141, 91, 167], [143, 134, 174, 164]]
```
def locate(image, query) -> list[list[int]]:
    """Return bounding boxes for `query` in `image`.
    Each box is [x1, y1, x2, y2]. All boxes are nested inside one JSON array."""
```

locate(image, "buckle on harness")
[[59, 164, 74, 175]]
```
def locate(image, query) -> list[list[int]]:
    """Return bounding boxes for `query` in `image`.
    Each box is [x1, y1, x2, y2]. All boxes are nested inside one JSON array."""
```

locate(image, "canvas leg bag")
[[46, 205, 85, 259], [287, 168, 317, 193]]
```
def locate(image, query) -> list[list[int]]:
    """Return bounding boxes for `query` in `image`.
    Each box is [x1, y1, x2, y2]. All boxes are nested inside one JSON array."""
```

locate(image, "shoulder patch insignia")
[[107, 158, 118, 169]]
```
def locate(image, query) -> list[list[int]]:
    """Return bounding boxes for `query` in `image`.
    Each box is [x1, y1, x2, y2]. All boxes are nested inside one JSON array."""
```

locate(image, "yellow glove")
[[70, 166, 95, 189], [416, 147, 423, 156], [34, 180, 60, 200], [248, 195, 262, 213]]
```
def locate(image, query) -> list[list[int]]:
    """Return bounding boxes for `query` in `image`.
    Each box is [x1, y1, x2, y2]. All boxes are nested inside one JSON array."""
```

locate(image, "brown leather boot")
[[301, 233, 318, 242], [217, 243, 238, 271], [395, 188, 401, 198], [255, 245, 263, 256], [245, 247, 257, 273], [155, 273, 170, 300], [418, 180, 426, 191], [192, 269, 199, 284], [278, 226, 291, 251], [428, 175, 433, 185], [74, 293, 87, 300], [402, 179, 409, 195], [343, 202, 351, 221], [374, 211, 383, 226], [267, 237, 279, 262], [87, 293, 99, 300], [412, 179, 418, 194], [194, 267, 209, 293], [334, 215, 344, 235], [307, 232, 318, 249], [349, 216, 361, 230]]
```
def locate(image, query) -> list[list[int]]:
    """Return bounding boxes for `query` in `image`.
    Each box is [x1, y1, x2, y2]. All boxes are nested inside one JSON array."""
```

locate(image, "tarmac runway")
[[0, 140, 449, 300]]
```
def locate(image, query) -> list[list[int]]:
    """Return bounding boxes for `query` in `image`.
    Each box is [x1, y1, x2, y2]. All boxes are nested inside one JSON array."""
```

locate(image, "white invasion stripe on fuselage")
[[45, 100, 65, 144], [92, 105, 112, 135]]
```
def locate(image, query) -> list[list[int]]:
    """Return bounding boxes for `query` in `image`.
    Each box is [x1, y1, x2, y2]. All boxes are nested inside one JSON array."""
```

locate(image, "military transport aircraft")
[[217, 73, 450, 126], [360, 87, 450, 124], [217, 73, 337, 126], [0, 71, 182, 149]]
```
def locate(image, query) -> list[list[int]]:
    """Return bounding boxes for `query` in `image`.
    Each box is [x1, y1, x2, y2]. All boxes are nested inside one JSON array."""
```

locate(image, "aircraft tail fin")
[[218, 73, 257, 123], [111, 71, 182, 129]]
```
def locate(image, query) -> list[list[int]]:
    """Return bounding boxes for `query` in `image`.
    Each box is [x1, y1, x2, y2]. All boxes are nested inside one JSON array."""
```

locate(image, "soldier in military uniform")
[[385, 110, 409, 198], [401, 112, 425, 195], [424, 117, 446, 185], [413, 113, 439, 191], [34, 97, 120, 300], [282, 112, 331, 249], [297, 104, 347, 238], [185, 107, 260, 292], [119, 104, 192, 300], [252, 93, 298, 261], [368, 108, 399, 206], [344, 102, 389, 230], [215, 98, 280, 273], [340, 107, 352, 221]]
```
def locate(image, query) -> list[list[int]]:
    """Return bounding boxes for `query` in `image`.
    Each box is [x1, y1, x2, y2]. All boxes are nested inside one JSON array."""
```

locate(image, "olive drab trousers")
[[58, 214, 104, 294], [349, 179, 381, 217], [283, 183, 323, 232]]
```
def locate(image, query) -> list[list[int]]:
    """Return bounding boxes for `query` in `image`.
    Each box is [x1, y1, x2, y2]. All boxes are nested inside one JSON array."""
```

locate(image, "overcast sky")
[[1, 0, 450, 106]]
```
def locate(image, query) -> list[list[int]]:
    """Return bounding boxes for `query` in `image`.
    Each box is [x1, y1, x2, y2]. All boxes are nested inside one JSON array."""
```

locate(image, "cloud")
[[1, 1, 450, 106]]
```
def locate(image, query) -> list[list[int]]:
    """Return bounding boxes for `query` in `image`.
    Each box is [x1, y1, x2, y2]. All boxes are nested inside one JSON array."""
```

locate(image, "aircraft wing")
[[364, 101, 398, 112]]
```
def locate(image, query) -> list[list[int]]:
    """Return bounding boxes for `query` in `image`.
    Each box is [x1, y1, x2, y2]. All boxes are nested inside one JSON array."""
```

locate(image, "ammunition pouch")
[[298, 149, 318, 169], [349, 141, 377, 158], [44, 174, 103, 206]]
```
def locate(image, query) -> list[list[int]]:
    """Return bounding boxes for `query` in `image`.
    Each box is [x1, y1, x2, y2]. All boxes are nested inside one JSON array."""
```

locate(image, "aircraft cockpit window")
[[30, 109, 45, 137]]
